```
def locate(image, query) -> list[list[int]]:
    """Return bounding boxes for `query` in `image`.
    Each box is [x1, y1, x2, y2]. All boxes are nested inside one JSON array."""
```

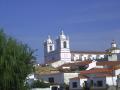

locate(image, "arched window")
[[50, 46, 52, 51], [63, 41, 67, 48]]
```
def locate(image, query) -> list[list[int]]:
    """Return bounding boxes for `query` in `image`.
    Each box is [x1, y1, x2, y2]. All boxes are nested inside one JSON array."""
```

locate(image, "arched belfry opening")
[[50, 45, 52, 51], [63, 41, 67, 48]]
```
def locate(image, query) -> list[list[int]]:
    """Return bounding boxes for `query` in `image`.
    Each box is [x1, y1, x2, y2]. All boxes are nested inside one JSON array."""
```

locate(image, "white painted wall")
[[60, 51, 71, 61], [80, 79, 87, 87], [69, 78, 87, 90], [69, 76, 117, 90], [39, 73, 79, 85], [26, 74, 36, 80], [111, 50, 120, 54], [64, 73, 79, 85], [26, 74, 37, 85], [69, 79, 81, 90], [115, 69, 120, 76], [82, 54, 89, 60], [86, 76, 117, 87], [73, 54, 80, 61], [108, 54, 118, 61], [86, 60, 97, 70], [72, 53, 105, 61], [99, 55, 105, 59], [106, 76, 117, 86], [87, 77, 106, 88], [39, 73, 64, 84]]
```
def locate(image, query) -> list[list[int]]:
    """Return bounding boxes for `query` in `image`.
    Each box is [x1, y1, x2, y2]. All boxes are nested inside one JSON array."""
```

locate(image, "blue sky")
[[0, 0, 120, 63]]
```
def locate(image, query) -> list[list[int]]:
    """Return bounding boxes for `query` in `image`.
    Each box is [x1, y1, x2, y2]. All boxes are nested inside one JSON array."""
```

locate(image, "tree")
[[31, 80, 50, 88], [0, 29, 35, 90]]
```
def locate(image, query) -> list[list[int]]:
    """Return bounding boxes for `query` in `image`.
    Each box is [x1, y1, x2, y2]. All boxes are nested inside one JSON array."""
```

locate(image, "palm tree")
[[0, 29, 35, 90]]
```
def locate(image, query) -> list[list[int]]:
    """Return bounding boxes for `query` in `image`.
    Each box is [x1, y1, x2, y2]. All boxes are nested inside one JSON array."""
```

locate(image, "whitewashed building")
[[44, 31, 120, 64], [38, 72, 79, 85], [26, 73, 37, 85], [69, 60, 120, 90], [44, 31, 71, 63], [43, 31, 120, 66], [69, 76, 88, 90], [106, 40, 120, 54]]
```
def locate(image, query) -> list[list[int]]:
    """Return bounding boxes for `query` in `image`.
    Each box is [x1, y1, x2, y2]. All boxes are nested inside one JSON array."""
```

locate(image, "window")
[[97, 81, 103, 87], [72, 82, 77, 88], [50, 46, 52, 51], [63, 41, 67, 48], [48, 77, 54, 83]]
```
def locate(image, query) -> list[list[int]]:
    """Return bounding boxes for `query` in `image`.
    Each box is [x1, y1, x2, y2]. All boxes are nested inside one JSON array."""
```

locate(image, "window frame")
[[48, 77, 54, 83], [97, 80, 103, 87], [72, 82, 77, 88]]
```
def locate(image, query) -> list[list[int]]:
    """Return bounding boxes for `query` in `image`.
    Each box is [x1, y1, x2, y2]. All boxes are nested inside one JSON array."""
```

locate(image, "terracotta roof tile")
[[70, 74, 114, 80], [70, 75, 88, 80], [79, 75, 89, 79], [70, 77, 80, 80], [97, 61, 120, 66], [80, 68, 113, 74], [92, 73, 114, 78], [58, 60, 91, 69]]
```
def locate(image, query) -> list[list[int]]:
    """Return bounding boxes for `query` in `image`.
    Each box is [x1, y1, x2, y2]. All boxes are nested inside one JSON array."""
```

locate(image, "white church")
[[43, 31, 120, 65]]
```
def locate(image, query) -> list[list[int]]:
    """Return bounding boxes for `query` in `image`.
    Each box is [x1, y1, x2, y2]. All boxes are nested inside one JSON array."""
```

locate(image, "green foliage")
[[0, 29, 35, 90], [78, 66, 87, 71], [70, 66, 87, 72], [62, 83, 69, 90], [31, 80, 50, 88]]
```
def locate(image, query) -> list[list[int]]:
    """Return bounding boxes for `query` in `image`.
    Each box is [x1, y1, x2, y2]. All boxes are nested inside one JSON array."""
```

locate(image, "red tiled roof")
[[70, 75, 88, 80], [58, 60, 91, 68], [70, 77, 80, 80], [97, 61, 120, 66], [92, 73, 114, 78], [113, 65, 120, 70], [80, 68, 113, 74], [71, 51, 106, 54], [79, 75, 89, 79], [70, 73, 114, 80]]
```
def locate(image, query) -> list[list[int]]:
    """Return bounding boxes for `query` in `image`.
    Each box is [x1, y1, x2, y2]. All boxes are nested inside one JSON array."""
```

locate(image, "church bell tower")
[[44, 35, 55, 62], [56, 31, 71, 62]]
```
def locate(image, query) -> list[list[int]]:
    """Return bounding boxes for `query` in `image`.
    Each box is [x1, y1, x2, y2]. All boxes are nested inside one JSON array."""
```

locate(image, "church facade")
[[43, 31, 120, 64]]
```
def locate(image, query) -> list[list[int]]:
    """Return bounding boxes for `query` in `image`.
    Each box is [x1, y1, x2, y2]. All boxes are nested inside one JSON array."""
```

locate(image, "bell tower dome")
[[56, 30, 71, 62], [56, 30, 70, 50], [106, 40, 120, 54], [111, 40, 117, 48], [44, 35, 55, 54], [43, 35, 55, 63]]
